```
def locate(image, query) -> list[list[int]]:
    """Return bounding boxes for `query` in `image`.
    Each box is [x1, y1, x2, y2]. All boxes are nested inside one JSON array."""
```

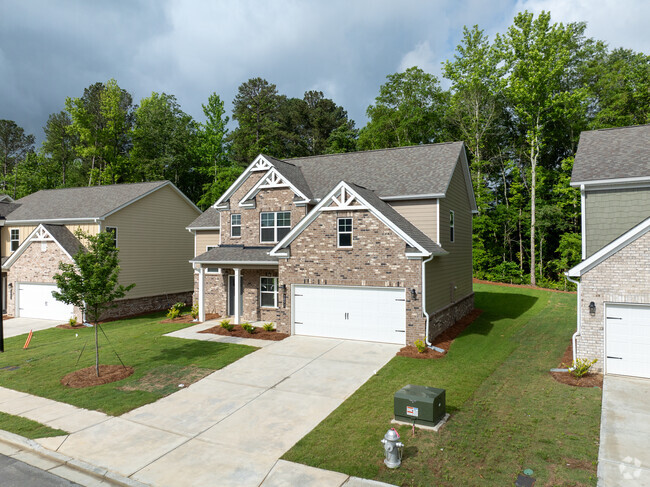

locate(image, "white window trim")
[[449, 210, 455, 243], [231, 214, 241, 238], [10, 229, 19, 252], [337, 217, 353, 248], [205, 246, 221, 274], [260, 211, 291, 244], [260, 276, 278, 308], [105, 226, 118, 247]]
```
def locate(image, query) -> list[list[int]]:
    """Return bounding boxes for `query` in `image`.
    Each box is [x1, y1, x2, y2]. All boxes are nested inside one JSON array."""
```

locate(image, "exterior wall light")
[[411, 289, 417, 300], [589, 301, 596, 316]]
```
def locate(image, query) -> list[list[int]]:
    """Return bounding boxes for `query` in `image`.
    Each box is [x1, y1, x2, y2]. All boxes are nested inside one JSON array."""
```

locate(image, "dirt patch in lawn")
[[160, 313, 220, 324], [550, 342, 603, 388], [118, 364, 213, 395], [199, 324, 289, 341], [61, 365, 134, 388], [473, 278, 576, 294], [397, 309, 484, 359], [56, 323, 87, 329]]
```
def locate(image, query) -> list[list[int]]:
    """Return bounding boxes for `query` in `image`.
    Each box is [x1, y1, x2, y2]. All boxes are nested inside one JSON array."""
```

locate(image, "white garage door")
[[293, 285, 406, 344], [18, 283, 74, 321], [606, 304, 650, 378]]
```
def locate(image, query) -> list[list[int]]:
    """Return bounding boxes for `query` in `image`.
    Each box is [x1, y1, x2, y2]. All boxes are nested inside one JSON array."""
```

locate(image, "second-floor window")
[[231, 214, 241, 238], [450, 210, 455, 243], [338, 218, 353, 248], [260, 211, 291, 243], [10, 229, 19, 251], [105, 227, 118, 248]]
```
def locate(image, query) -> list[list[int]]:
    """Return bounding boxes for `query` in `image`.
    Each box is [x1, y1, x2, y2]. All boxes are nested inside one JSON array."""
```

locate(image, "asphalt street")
[[0, 453, 81, 487]]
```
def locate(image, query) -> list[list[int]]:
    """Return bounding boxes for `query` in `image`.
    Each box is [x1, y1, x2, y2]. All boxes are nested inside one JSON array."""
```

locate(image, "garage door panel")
[[293, 285, 406, 344], [18, 283, 74, 321], [606, 304, 650, 379]]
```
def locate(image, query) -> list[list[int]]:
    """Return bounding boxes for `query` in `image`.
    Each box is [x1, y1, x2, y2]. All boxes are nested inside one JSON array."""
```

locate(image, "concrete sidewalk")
[[598, 375, 650, 486], [1, 333, 399, 486], [3, 317, 62, 339]]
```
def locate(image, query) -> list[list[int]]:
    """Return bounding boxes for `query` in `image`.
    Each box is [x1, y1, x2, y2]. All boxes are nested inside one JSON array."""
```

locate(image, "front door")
[[228, 275, 243, 317]]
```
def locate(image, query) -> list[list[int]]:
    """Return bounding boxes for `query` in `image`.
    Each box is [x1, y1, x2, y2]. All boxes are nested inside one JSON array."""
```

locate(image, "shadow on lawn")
[[475, 291, 538, 319]]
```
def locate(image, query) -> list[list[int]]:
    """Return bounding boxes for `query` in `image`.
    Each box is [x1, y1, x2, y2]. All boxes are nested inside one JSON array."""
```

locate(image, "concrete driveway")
[[54, 336, 400, 486], [2, 317, 62, 339], [598, 375, 650, 486]]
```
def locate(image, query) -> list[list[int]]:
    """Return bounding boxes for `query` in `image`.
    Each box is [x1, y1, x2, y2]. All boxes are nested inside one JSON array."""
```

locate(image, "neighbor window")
[[260, 277, 278, 308], [449, 211, 455, 243], [10, 229, 19, 252], [338, 218, 353, 248], [231, 214, 241, 238], [206, 245, 218, 251], [260, 212, 291, 243], [105, 227, 118, 247], [205, 267, 221, 274]]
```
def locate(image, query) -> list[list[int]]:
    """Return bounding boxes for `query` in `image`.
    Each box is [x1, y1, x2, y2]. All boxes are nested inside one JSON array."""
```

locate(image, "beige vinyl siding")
[[2, 223, 97, 257], [195, 230, 220, 256], [426, 158, 474, 312], [102, 184, 200, 299], [584, 186, 650, 257], [389, 199, 437, 242]]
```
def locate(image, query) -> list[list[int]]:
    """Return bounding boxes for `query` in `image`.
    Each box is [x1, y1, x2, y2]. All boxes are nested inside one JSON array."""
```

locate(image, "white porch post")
[[234, 267, 241, 325], [198, 266, 205, 322]]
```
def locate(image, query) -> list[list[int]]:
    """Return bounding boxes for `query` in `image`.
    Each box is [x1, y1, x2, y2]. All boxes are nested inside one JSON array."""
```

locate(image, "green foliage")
[[167, 303, 184, 319], [220, 319, 233, 331], [414, 339, 427, 353], [262, 322, 275, 331], [0, 119, 35, 196], [69, 316, 77, 327], [570, 358, 598, 378], [486, 261, 525, 284], [241, 322, 255, 334], [190, 304, 199, 319]]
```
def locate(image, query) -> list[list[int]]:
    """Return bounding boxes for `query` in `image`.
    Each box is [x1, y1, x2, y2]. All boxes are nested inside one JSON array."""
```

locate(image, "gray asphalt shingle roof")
[[285, 142, 465, 199], [191, 245, 278, 264], [43, 224, 84, 256], [6, 181, 169, 221], [263, 155, 314, 200], [188, 206, 220, 229], [572, 124, 650, 184]]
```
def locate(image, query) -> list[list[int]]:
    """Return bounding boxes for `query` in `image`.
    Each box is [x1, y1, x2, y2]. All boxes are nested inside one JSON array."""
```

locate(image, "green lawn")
[[283, 283, 601, 486], [0, 312, 256, 416], [0, 411, 68, 439]]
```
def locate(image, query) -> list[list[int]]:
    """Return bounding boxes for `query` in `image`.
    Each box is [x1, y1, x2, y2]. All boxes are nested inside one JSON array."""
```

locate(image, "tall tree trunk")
[[518, 209, 523, 270], [530, 128, 538, 287]]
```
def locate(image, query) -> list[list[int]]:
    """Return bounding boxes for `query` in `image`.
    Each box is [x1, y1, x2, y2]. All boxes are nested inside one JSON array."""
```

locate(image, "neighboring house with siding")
[[1, 181, 200, 321], [188, 142, 477, 346], [568, 124, 650, 379]]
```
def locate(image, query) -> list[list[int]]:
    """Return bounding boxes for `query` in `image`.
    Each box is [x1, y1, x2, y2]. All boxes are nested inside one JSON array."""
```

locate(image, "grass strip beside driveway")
[[0, 312, 256, 416], [283, 283, 601, 486], [0, 411, 68, 439]]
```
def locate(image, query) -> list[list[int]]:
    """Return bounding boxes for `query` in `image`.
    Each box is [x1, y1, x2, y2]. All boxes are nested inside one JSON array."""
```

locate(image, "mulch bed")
[[396, 309, 484, 359], [2, 315, 13, 320], [57, 323, 87, 329], [199, 324, 289, 341], [549, 342, 603, 388], [160, 313, 220, 324], [61, 365, 134, 388], [473, 278, 576, 294]]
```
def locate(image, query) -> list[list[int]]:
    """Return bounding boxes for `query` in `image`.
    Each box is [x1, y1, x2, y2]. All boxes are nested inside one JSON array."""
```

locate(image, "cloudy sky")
[[1, 0, 648, 144]]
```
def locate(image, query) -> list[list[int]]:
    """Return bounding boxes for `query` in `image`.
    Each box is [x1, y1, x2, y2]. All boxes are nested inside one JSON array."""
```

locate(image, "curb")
[[0, 429, 148, 487]]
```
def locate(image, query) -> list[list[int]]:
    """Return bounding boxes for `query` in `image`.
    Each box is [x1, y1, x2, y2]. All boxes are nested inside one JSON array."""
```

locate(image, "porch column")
[[234, 267, 241, 325], [198, 266, 205, 322]]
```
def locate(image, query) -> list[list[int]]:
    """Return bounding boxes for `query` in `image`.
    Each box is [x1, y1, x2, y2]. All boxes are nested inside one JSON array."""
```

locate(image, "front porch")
[[191, 245, 281, 326]]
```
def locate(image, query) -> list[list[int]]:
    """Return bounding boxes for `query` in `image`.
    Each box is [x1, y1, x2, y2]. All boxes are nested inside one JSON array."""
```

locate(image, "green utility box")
[[394, 384, 445, 427]]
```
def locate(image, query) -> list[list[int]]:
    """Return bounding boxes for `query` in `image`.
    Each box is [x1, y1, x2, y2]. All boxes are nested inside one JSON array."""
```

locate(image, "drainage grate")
[[515, 473, 535, 487]]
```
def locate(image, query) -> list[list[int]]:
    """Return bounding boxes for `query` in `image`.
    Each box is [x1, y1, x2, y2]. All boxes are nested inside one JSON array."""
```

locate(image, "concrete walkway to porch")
[[1, 331, 399, 486]]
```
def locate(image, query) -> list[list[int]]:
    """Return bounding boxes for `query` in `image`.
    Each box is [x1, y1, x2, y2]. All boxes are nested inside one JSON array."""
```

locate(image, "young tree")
[[52, 230, 135, 377]]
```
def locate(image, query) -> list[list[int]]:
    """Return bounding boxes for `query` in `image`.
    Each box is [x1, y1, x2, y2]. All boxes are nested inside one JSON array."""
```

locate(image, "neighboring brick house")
[[188, 143, 477, 345], [567, 124, 650, 378], [1, 181, 200, 321]]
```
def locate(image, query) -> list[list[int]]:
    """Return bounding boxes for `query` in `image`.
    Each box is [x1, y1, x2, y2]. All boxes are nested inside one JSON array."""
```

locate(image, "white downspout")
[[198, 266, 205, 322], [422, 254, 434, 346], [566, 274, 580, 365]]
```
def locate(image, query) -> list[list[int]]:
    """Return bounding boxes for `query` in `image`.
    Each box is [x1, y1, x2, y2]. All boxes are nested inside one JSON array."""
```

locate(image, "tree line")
[[1, 11, 648, 289]]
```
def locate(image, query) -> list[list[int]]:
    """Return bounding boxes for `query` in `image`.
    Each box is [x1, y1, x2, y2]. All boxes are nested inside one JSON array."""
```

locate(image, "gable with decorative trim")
[[2, 224, 80, 269]]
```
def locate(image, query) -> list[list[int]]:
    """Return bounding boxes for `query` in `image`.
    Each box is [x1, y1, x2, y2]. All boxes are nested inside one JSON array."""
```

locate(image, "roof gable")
[[270, 181, 447, 258], [239, 167, 311, 207], [567, 216, 650, 277], [2, 224, 83, 270], [571, 124, 650, 186]]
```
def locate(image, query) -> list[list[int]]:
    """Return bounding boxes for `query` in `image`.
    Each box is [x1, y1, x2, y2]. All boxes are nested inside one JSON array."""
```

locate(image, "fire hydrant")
[[381, 428, 404, 468]]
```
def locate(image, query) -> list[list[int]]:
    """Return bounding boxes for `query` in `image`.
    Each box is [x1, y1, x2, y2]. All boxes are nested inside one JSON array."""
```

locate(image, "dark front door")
[[228, 275, 243, 317]]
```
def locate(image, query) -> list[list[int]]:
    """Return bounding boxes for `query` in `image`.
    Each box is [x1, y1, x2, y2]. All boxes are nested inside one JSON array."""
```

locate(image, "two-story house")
[[1, 181, 200, 321], [567, 124, 650, 378], [188, 142, 477, 346]]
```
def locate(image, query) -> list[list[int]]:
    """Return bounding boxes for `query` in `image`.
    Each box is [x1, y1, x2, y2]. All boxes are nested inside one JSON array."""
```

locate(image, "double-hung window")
[[260, 212, 291, 243], [10, 229, 19, 252], [260, 277, 278, 308], [231, 214, 241, 238], [449, 210, 455, 243], [337, 218, 353, 248]]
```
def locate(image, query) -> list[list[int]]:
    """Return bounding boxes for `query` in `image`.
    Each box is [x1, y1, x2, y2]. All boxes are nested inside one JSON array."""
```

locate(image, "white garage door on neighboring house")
[[293, 285, 406, 344], [18, 283, 74, 321], [606, 304, 650, 379]]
